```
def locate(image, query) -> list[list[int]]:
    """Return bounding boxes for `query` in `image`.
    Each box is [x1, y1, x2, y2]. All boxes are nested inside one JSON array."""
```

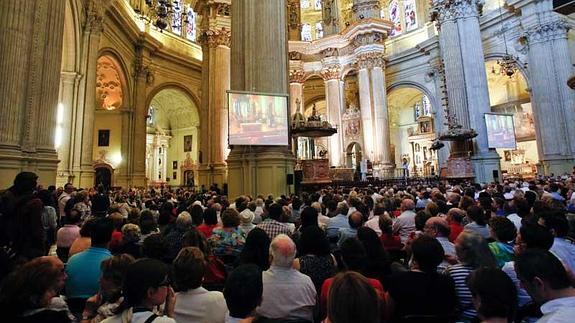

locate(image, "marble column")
[[371, 65, 394, 168], [0, 0, 66, 187], [196, 0, 231, 189], [322, 66, 344, 167], [228, 0, 295, 198], [431, 0, 500, 182], [357, 68, 375, 162], [521, 2, 575, 175]]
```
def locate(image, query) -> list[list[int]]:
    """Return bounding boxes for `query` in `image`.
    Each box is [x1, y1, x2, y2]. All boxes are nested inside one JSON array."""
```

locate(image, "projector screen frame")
[[484, 112, 517, 149], [227, 90, 290, 147]]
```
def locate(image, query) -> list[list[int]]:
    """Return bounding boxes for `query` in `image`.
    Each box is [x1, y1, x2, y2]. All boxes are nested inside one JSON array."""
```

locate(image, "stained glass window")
[[404, 0, 418, 31], [315, 22, 324, 39], [186, 8, 197, 41], [301, 23, 312, 41], [389, 0, 402, 36]]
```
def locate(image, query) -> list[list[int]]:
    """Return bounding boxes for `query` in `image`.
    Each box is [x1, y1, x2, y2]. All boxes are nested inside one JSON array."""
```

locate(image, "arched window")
[[301, 23, 312, 41], [314, 0, 322, 10], [404, 0, 418, 32], [315, 22, 324, 39]]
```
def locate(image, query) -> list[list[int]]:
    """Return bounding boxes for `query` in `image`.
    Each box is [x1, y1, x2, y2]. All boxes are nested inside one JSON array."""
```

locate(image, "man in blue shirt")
[[326, 203, 349, 239], [65, 217, 114, 315]]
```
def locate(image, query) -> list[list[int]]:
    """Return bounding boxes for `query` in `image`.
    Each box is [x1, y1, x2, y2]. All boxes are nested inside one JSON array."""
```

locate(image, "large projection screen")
[[228, 91, 289, 146], [485, 113, 517, 149]]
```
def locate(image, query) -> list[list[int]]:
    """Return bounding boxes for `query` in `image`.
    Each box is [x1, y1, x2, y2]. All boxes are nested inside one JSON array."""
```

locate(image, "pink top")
[[56, 224, 81, 247]]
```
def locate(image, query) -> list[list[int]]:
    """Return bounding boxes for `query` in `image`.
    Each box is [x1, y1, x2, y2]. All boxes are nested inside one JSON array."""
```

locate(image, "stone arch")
[[484, 53, 530, 89], [146, 83, 201, 112], [386, 81, 439, 114], [341, 65, 357, 79], [62, 0, 81, 72]]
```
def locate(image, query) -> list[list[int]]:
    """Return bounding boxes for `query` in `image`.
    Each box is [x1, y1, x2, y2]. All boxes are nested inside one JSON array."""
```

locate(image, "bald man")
[[256, 234, 316, 322], [393, 198, 417, 243]]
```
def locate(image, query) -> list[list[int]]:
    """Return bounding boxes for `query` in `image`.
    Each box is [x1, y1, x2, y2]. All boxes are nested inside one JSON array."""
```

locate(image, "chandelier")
[[495, 0, 518, 78], [139, 0, 189, 32]]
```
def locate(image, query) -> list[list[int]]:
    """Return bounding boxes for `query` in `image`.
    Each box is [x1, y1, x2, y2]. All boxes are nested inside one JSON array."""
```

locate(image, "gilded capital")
[[321, 65, 342, 81], [84, 0, 111, 33], [356, 52, 386, 70], [289, 69, 306, 83], [198, 27, 231, 48]]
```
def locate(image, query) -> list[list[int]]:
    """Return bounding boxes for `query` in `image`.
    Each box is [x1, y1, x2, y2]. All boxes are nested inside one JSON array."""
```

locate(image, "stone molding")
[[356, 52, 386, 70], [198, 27, 231, 48], [289, 69, 306, 83], [352, 0, 381, 20], [353, 31, 386, 47], [523, 19, 570, 45], [321, 64, 342, 81], [430, 0, 484, 24]]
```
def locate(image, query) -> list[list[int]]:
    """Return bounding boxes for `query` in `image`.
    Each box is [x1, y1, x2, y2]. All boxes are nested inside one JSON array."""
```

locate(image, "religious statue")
[[308, 104, 321, 121]]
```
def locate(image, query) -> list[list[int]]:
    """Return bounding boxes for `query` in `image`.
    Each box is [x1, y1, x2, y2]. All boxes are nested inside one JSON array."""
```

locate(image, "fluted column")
[[431, 0, 500, 182], [196, 0, 231, 188], [357, 68, 375, 161], [371, 65, 393, 167], [521, 3, 575, 175], [322, 66, 344, 167], [0, 0, 65, 187], [228, 0, 295, 197]]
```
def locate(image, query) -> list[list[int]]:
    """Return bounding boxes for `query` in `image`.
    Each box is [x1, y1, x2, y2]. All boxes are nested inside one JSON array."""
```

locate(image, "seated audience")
[[387, 235, 457, 322], [379, 213, 403, 252], [445, 231, 497, 321], [172, 247, 227, 323], [326, 271, 381, 323], [56, 207, 81, 262], [294, 225, 337, 292], [257, 234, 316, 322], [538, 210, 575, 275], [0, 256, 71, 323], [357, 226, 391, 285], [164, 211, 193, 262], [101, 258, 175, 323], [66, 217, 114, 315], [392, 199, 417, 243], [208, 208, 246, 260], [465, 206, 491, 240], [81, 254, 135, 323], [423, 216, 455, 272], [488, 216, 517, 268], [113, 224, 142, 259], [198, 207, 219, 238], [337, 211, 363, 247], [256, 203, 292, 240], [238, 227, 271, 272], [69, 218, 96, 257], [223, 264, 263, 323], [515, 249, 575, 323], [467, 267, 518, 323]]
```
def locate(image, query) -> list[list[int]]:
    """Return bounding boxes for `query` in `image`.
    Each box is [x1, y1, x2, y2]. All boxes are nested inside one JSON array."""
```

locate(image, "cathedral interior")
[[1, 0, 574, 197]]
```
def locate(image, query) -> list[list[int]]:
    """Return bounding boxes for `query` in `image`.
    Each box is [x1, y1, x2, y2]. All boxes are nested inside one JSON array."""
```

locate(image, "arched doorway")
[[146, 87, 200, 187], [387, 87, 438, 176], [94, 167, 112, 189], [346, 142, 362, 170], [485, 60, 536, 179]]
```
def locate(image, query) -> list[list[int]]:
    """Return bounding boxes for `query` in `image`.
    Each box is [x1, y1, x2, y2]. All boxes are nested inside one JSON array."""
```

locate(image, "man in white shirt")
[[423, 216, 455, 272], [538, 212, 575, 275], [58, 183, 75, 220], [515, 249, 575, 323], [392, 198, 416, 243], [257, 234, 316, 321]]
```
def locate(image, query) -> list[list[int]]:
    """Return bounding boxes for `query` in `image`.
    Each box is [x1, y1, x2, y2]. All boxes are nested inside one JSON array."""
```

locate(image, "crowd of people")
[[1, 171, 575, 323]]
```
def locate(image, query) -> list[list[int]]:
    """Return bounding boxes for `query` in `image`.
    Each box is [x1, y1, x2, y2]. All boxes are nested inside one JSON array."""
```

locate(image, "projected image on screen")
[[485, 113, 517, 149], [228, 92, 289, 146]]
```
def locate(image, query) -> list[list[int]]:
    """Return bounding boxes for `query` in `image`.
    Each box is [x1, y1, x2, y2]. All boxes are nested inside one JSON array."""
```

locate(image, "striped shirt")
[[444, 264, 476, 320]]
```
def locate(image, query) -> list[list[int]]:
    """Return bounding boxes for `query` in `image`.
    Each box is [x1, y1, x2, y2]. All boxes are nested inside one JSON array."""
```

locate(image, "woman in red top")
[[378, 214, 403, 251], [196, 207, 219, 238], [446, 208, 465, 242]]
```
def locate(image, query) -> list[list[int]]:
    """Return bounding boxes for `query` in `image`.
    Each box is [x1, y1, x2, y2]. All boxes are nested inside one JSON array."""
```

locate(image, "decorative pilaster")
[[0, 0, 66, 187], [227, 0, 295, 197], [431, 0, 500, 182], [521, 9, 575, 174], [321, 64, 344, 167], [196, 0, 232, 188]]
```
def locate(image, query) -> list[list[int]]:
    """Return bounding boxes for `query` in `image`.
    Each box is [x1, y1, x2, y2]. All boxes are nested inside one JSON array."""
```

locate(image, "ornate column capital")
[[198, 27, 231, 48], [356, 52, 386, 70], [84, 0, 111, 33], [523, 19, 570, 45], [289, 69, 307, 83], [430, 0, 484, 24], [321, 65, 342, 81], [351, 0, 381, 20]]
